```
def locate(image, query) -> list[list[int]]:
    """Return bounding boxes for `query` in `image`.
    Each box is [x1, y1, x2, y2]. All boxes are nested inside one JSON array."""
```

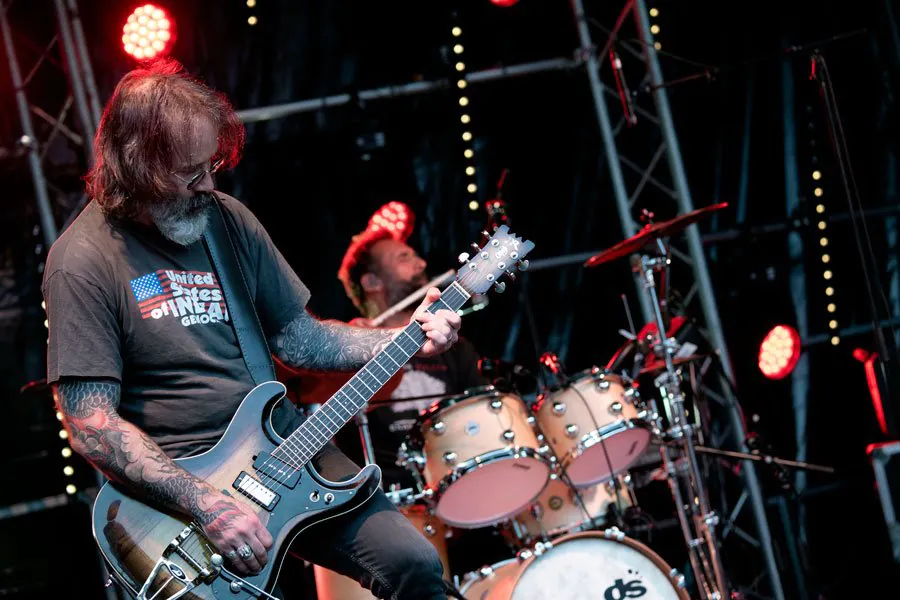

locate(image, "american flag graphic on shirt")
[[129, 270, 227, 326]]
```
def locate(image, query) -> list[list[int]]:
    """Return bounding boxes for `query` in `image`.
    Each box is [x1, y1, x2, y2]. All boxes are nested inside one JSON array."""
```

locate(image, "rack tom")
[[534, 368, 650, 486], [410, 386, 551, 528]]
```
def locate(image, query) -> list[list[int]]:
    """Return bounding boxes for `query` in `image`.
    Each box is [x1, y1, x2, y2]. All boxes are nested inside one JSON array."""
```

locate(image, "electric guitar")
[[91, 225, 534, 600]]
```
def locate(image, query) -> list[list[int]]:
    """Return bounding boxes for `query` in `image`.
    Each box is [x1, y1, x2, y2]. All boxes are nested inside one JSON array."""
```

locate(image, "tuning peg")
[[471, 242, 481, 252], [481, 230, 490, 238], [506, 272, 516, 282], [517, 259, 530, 271], [458, 252, 470, 264], [494, 281, 506, 293]]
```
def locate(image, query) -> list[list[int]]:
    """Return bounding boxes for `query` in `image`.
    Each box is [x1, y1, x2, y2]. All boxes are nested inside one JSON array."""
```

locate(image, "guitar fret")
[[315, 412, 337, 436], [318, 407, 340, 429]]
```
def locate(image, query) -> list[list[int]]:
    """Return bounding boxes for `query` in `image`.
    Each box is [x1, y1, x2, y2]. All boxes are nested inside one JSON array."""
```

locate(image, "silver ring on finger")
[[237, 544, 253, 560]]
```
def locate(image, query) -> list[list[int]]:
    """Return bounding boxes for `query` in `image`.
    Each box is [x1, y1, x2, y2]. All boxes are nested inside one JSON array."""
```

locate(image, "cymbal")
[[585, 203, 728, 268]]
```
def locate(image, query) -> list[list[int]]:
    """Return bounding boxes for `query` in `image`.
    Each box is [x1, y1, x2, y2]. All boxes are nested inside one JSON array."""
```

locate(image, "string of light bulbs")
[[450, 19, 479, 212], [810, 146, 838, 345], [42, 300, 79, 496]]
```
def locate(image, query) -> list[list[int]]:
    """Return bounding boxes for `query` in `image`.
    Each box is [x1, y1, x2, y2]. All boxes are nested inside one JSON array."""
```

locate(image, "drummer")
[[335, 209, 486, 492]]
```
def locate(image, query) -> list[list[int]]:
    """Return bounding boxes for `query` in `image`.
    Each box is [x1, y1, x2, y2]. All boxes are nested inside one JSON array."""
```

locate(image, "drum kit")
[[311, 204, 739, 600]]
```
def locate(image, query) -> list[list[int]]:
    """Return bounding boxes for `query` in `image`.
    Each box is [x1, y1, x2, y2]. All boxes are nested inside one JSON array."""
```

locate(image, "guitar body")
[[92, 381, 381, 600]]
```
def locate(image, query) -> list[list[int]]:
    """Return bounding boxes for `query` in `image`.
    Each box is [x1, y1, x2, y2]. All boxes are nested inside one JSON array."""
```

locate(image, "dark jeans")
[[279, 442, 451, 600]]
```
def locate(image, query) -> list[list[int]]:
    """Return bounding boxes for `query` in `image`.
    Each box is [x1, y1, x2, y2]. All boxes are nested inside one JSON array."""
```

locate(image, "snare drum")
[[503, 473, 635, 548], [411, 386, 552, 528], [313, 502, 451, 599], [534, 368, 651, 486], [461, 531, 689, 600]]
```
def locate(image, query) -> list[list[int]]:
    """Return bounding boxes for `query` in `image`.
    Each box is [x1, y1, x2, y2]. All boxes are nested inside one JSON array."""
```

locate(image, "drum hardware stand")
[[634, 238, 730, 600]]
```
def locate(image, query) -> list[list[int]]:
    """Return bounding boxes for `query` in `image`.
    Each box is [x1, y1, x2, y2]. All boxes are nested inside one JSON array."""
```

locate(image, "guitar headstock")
[[455, 225, 535, 296]]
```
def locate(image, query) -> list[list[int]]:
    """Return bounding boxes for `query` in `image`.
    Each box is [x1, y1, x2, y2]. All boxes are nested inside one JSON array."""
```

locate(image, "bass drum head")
[[507, 532, 689, 600]]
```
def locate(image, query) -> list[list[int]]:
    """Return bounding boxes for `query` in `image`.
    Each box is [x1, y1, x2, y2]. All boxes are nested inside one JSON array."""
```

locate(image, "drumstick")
[[370, 269, 456, 326]]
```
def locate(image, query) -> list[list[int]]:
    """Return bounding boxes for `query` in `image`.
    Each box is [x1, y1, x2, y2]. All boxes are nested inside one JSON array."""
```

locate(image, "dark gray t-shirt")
[[42, 193, 310, 458]]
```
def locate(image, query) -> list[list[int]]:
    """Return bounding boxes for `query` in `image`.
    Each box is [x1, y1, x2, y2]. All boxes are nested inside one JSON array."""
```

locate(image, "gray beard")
[[147, 196, 211, 246]]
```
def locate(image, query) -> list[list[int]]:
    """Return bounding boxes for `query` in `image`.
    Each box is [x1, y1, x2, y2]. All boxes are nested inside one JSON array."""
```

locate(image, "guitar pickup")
[[252, 452, 301, 489], [233, 472, 280, 511]]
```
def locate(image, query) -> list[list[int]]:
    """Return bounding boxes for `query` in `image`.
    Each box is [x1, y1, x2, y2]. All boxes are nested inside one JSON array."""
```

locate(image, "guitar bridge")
[[136, 524, 219, 600]]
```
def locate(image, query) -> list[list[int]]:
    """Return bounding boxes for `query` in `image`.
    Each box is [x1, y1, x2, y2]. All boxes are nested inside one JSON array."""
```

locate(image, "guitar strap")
[[202, 194, 277, 386]]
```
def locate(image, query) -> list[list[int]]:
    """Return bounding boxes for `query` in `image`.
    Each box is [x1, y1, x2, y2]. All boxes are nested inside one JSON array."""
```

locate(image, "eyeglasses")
[[172, 157, 225, 190]]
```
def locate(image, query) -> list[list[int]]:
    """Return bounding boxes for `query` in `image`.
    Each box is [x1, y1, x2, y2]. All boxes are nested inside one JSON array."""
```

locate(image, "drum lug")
[[515, 548, 534, 562], [423, 523, 437, 537], [552, 401, 566, 416], [565, 424, 579, 439], [527, 415, 536, 426], [502, 429, 516, 442], [624, 387, 639, 404], [595, 379, 611, 391], [530, 503, 544, 520], [489, 398, 503, 412], [608, 402, 623, 416], [603, 526, 626, 541], [443, 451, 458, 466], [670, 568, 687, 588], [533, 541, 552, 555], [431, 421, 446, 435]]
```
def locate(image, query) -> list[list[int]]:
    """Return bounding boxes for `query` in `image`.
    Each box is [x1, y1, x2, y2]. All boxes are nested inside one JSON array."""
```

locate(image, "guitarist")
[[42, 58, 462, 599]]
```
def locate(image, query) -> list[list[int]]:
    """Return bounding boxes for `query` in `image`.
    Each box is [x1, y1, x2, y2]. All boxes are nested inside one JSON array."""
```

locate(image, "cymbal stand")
[[634, 239, 729, 600]]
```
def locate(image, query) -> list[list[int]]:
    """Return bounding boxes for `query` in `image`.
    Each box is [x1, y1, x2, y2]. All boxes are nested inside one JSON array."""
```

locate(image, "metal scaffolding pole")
[[643, 0, 786, 597], [65, 0, 102, 127], [570, 0, 655, 324], [53, 0, 94, 162], [0, 1, 57, 248]]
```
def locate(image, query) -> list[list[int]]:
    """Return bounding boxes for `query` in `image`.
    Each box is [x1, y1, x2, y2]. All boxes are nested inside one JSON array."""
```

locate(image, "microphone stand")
[[811, 52, 900, 435]]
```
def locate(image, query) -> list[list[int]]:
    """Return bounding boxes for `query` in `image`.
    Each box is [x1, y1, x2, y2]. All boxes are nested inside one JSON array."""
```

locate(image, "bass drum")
[[461, 531, 690, 600], [313, 503, 452, 599]]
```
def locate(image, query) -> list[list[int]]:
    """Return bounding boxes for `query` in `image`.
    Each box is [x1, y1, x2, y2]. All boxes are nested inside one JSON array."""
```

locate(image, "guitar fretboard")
[[271, 281, 470, 469]]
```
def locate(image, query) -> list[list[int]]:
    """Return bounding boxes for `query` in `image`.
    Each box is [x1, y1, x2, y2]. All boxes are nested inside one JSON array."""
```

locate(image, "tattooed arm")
[[54, 378, 272, 573], [270, 288, 462, 371], [269, 309, 395, 371]]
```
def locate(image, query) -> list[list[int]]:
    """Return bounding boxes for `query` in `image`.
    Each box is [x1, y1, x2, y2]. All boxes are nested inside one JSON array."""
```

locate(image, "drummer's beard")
[[385, 271, 429, 307]]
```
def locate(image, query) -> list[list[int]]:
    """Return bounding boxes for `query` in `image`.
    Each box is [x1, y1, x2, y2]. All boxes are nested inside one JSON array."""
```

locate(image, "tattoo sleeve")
[[270, 310, 396, 371], [55, 378, 237, 525]]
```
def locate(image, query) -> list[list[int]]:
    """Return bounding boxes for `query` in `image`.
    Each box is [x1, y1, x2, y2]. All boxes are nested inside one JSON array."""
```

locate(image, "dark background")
[[2, 0, 900, 598]]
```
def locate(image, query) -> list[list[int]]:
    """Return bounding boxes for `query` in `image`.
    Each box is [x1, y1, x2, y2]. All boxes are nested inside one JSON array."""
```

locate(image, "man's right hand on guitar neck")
[[53, 377, 273, 575]]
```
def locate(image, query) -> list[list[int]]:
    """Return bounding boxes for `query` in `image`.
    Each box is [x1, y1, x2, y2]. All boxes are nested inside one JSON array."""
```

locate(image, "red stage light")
[[758, 325, 801, 380], [122, 4, 176, 61], [367, 201, 414, 241], [490, 0, 520, 6]]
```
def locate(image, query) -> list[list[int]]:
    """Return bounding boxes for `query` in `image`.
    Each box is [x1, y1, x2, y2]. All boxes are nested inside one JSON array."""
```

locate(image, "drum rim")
[[404, 385, 515, 447], [507, 529, 692, 600], [433, 446, 553, 527], [559, 419, 654, 484], [532, 366, 628, 412], [458, 557, 523, 594]]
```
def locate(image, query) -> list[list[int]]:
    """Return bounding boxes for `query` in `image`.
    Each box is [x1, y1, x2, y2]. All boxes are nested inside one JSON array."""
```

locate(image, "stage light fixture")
[[122, 4, 175, 61], [490, 0, 520, 6], [758, 325, 801, 380], [649, 7, 659, 17]]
